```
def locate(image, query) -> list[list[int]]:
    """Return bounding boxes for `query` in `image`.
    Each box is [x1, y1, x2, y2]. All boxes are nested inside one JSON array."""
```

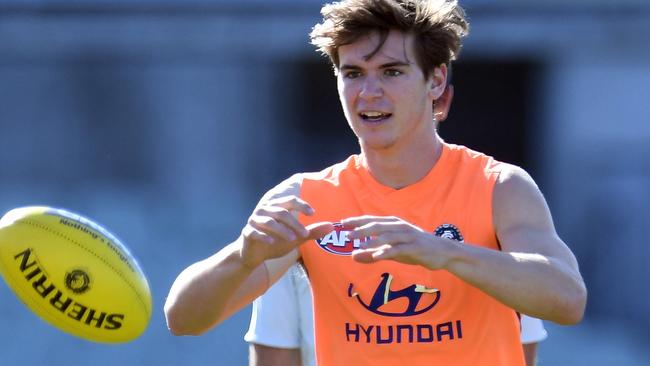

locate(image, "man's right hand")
[[239, 195, 333, 269]]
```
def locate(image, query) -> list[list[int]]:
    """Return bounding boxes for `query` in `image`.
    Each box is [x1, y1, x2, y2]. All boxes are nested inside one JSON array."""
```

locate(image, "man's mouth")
[[359, 111, 392, 122]]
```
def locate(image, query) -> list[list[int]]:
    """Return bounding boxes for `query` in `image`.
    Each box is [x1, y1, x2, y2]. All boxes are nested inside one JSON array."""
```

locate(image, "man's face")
[[336, 30, 446, 152]]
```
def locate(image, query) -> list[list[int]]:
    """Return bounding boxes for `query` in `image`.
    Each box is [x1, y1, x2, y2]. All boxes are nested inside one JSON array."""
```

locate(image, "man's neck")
[[360, 134, 444, 190]]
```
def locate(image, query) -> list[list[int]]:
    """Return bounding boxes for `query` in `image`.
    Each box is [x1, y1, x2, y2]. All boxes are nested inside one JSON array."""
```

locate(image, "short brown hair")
[[310, 0, 469, 77]]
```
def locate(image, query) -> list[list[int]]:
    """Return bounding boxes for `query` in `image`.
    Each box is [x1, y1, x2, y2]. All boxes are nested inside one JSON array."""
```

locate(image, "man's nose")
[[359, 75, 383, 99]]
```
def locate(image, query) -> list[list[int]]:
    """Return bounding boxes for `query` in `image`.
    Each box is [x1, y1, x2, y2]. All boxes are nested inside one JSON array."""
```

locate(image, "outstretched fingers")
[[342, 216, 417, 246], [249, 196, 317, 242], [250, 207, 303, 242], [269, 196, 315, 216], [341, 215, 398, 228], [305, 222, 335, 241], [240, 197, 332, 267], [352, 244, 401, 263], [341, 215, 430, 266]]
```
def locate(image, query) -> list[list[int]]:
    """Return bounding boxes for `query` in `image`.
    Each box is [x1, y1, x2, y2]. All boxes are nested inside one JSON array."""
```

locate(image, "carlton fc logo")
[[349, 273, 440, 317], [316, 223, 370, 255], [434, 223, 464, 242]]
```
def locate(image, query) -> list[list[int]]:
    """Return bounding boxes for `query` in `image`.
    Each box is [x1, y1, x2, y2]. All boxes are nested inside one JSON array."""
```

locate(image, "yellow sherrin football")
[[0, 206, 151, 343]]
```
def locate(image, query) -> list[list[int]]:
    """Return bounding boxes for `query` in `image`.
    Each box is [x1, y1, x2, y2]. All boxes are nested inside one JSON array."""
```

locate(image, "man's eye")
[[385, 69, 402, 77], [344, 71, 361, 79]]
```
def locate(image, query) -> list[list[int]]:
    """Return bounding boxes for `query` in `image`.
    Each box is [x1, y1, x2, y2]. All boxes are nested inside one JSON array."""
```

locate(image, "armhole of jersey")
[[491, 163, 504, 251], [261, 173, 305, 284], [297, 258, 309, 278]]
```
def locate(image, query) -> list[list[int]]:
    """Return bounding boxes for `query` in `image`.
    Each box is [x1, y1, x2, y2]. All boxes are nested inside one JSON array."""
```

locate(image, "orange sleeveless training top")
[[298, 143, 525, 365]]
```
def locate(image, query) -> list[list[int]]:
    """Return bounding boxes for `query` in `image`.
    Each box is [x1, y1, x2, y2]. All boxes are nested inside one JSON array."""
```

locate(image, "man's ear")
[[435, 84, 454, 123], [428, 63, 448, 100]]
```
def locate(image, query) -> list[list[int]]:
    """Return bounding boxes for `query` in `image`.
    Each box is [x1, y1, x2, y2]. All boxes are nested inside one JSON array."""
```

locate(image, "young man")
[[245, 84, 548, 366], [164, 1, 586, 364], [245, 264, 548, 366]]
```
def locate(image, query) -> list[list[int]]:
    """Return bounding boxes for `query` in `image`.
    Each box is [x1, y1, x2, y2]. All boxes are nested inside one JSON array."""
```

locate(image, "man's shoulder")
[[444, 142, 510, 178], [301, 155, 358, 184], [446, 143, 496, 164], [258, 173, 304, 205], [259, 156, 357, 204]]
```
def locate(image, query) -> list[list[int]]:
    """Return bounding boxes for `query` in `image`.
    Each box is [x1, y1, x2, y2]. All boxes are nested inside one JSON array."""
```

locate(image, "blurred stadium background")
[[1, 0, 649, 364]]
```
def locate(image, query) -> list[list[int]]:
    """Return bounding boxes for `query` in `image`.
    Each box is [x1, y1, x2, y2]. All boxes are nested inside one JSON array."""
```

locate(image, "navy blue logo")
[[434, 224, 464, 242], [348, 273, 440, 317]]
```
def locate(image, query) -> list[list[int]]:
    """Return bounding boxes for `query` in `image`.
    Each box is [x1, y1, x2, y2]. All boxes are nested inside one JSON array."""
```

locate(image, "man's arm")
[[521, 315, 547, 366], [453, 165, 587, 323], [249, 345, 301, 366], [164, 240, 289, 336], [345, 165, 587, 324], [164, 175, 333, 335], [523, 343, 539, 366]]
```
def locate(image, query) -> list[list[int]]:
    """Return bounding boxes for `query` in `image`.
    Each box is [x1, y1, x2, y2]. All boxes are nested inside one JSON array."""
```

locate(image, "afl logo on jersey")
[[316, 222, 370, 256], [434, 224, 464, 242]]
